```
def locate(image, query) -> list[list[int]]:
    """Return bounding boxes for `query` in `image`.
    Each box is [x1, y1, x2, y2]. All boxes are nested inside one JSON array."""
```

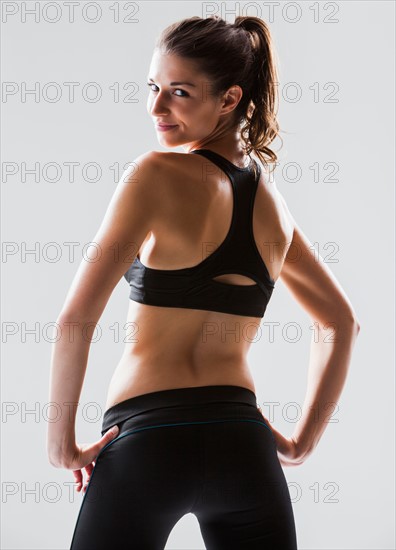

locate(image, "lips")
[[156, 123, 177, 129]]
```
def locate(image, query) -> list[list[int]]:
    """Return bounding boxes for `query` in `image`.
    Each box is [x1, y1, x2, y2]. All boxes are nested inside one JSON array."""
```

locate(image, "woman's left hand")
[[64, 426, 120, 494], [259, 411, 309, 467]]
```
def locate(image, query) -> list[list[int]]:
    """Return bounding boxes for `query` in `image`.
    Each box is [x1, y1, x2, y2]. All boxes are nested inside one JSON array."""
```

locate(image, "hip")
[[100, 384, 275, 445]]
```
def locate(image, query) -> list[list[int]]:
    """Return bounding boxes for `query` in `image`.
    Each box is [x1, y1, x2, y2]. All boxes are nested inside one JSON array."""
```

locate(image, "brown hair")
[[155, 15, 282, 174]]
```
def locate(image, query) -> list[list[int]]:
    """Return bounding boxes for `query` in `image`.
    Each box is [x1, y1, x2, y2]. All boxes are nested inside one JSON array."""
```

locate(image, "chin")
[[157, 136, 186, 148]]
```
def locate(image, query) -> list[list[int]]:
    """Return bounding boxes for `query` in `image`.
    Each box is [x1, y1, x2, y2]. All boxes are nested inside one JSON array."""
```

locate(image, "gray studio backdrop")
[[1, 1, 395, 549]]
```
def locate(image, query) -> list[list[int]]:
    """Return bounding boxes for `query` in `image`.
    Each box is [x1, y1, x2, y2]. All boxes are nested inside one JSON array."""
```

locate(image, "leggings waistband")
[[102, 384, 258, 433]]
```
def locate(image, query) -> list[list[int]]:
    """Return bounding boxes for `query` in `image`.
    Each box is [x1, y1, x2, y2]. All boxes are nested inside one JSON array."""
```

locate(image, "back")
[[122, 148, 293, 350], [124, 149, 276, 317], [105, 148, 294, 406]]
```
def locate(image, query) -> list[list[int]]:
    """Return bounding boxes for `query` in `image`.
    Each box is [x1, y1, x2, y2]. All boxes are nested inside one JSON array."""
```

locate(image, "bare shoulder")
[[127, 150, 165, 180], [122, 150, 180, 204], [255, 160, 295, 239], [135, 151, 206, 197], [125, 151, 203, 226], [127, 149, 185, 174], [135, 150, 189, 166], [130, 150, 195, 183]]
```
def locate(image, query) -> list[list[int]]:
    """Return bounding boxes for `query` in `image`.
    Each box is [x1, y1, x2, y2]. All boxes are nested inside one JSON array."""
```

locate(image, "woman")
[[47, 15, 360, 550]]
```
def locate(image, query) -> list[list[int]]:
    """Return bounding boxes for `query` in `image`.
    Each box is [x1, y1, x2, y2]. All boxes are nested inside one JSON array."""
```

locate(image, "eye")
[[146, 83, 189, 97], [173, 89, 189, 97]]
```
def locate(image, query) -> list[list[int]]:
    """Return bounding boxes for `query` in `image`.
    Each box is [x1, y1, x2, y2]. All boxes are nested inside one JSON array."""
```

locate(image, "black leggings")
[[70, 385, 298, 549]]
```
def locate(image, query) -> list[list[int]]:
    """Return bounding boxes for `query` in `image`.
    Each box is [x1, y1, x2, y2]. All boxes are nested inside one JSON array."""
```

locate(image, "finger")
[[73, 469, 82, 484], [79, 427, 120, 470], [84, 463, 94, 486], [103, 425, 119, 441], [93, 425, 120, 455], [85, 463, 94, 476], [73, 470, 83, 491]]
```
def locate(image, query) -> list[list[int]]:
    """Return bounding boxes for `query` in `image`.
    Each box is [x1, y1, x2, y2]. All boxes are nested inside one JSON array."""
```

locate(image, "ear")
[[219, 84, 243, 116]]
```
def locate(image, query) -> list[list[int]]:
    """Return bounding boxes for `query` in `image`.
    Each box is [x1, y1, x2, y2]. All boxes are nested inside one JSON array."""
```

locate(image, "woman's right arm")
[[47, 151, 160, 468], [272, 190, 361, 465]]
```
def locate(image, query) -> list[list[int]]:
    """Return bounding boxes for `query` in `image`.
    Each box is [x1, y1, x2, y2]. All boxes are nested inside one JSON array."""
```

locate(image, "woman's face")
[[146, 50, 241, 151]]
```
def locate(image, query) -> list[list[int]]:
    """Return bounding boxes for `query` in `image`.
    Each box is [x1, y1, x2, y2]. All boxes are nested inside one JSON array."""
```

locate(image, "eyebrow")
[[147, 77, 196, 87]]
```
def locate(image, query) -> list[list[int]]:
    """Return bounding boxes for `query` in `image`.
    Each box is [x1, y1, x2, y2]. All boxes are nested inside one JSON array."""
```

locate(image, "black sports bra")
[[123, 149, 276, 318]]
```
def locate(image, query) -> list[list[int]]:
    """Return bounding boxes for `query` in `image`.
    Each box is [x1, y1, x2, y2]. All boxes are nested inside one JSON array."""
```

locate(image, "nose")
[[148, 91, 170, 117]]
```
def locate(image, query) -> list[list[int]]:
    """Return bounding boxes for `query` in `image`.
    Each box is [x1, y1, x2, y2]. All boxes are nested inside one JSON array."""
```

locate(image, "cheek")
[[193, 103, 217, 127], [181, 94, 208, 114]]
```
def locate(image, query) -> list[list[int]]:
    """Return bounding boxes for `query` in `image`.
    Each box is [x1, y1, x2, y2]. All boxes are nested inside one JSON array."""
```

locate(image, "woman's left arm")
[[47, 151, 159, 468], [265, 188, 361, 466]]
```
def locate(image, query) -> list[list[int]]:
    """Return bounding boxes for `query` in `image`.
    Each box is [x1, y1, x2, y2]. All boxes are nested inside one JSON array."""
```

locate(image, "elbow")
[[48, 455, 62, 469], [336, 305, 361, 333], [345, 314, 361, 337], [345, 313, 361, 340], [348, 310, 361, 334], [318, 307, 361, 335]]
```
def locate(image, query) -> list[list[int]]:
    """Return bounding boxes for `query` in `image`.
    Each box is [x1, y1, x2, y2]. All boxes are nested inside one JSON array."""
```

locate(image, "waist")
[[102, 384, 259, 434], [106, 352, 256, 410]]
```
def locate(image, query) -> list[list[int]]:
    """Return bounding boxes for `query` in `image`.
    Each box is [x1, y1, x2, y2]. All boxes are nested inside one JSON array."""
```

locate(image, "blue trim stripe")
[[99, 418, 272, 457]]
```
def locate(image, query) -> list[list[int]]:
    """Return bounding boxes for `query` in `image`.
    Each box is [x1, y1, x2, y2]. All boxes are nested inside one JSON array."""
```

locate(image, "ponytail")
[[233, 16, 281, 173]]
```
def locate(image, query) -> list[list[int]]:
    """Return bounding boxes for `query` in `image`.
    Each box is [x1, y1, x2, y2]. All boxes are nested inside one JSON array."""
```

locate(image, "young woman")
[[47, 15, 360, 549]]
